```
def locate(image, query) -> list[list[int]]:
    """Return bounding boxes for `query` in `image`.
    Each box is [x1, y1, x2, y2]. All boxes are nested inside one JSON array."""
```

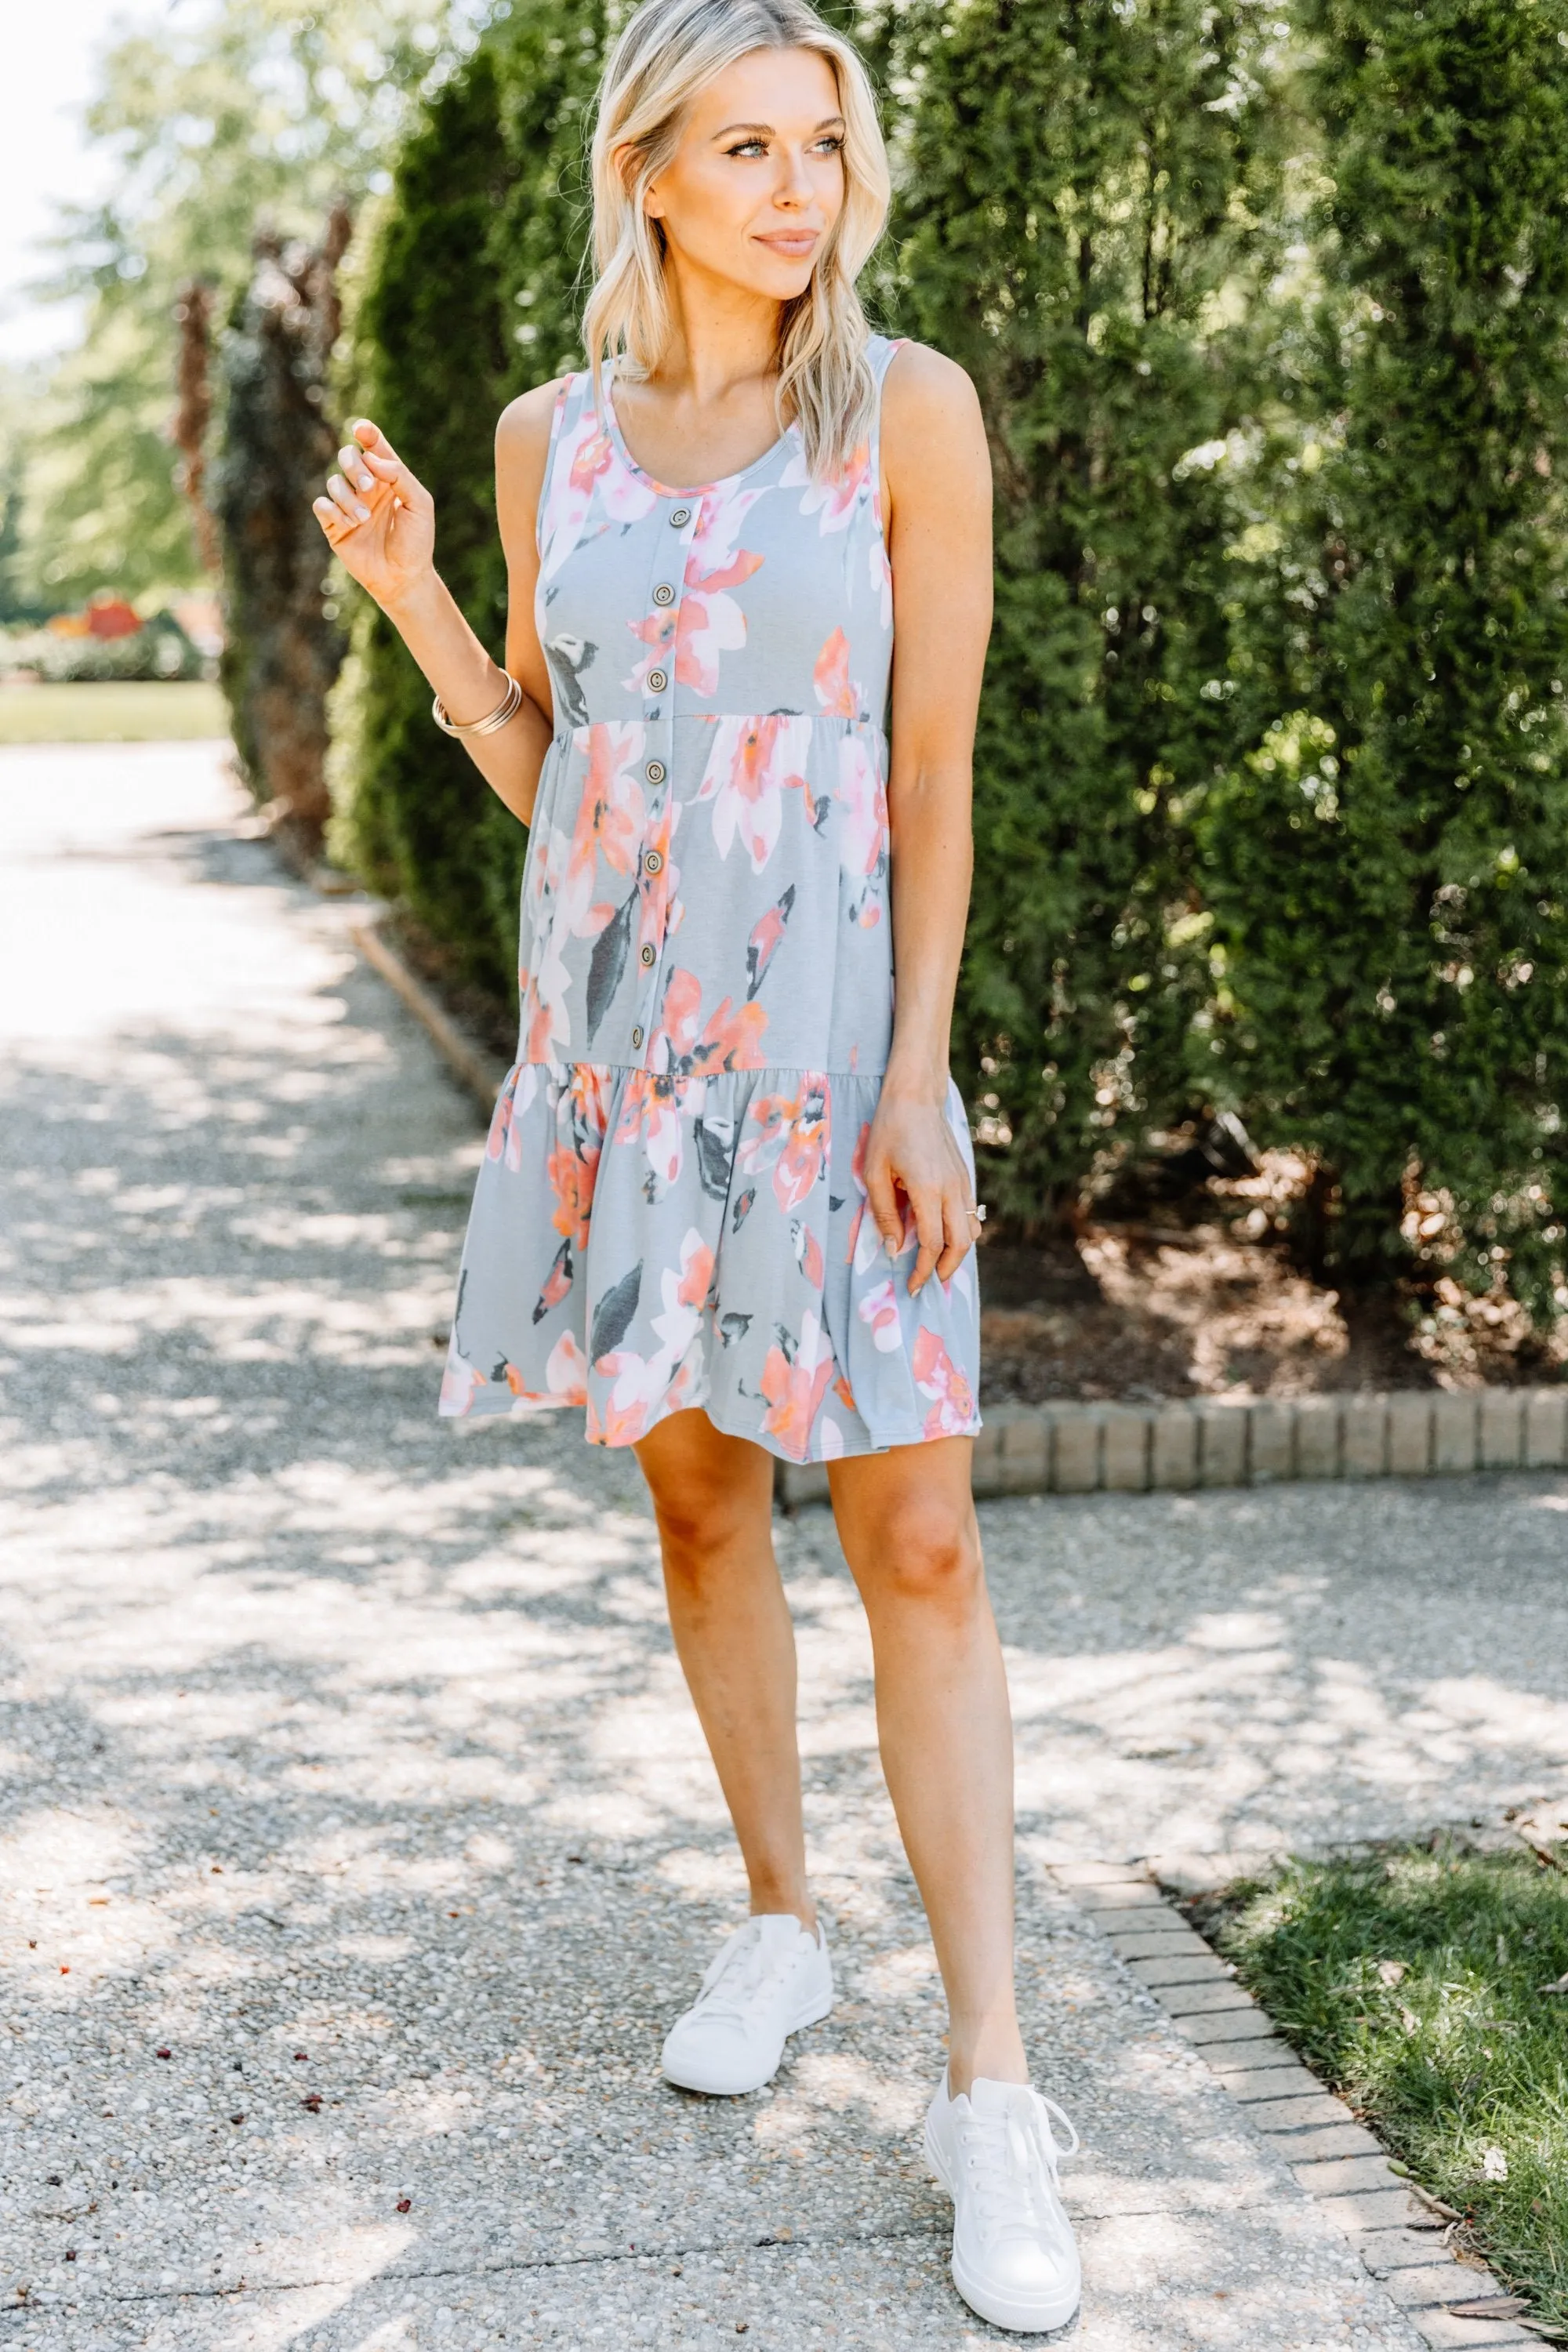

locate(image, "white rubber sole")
[[924, 2117, 1082, 2336], [661, 1983, 834, 2097]]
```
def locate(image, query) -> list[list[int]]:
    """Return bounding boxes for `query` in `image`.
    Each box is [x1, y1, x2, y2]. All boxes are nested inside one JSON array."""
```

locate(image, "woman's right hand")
[[312, 419, 437, 613]]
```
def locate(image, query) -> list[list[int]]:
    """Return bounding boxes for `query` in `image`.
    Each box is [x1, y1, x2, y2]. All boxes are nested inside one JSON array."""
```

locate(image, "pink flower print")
[[650, 967, 702, 1070], [546, 1139, 596, 1252], [836, 734, 888, 925], [789, 1217, 826, 1293], [532, 1069, 608, 1319], [534, 1247, 574, 1319], [780, 437, 870, 534], [681, 484, 767, 682], [692, 993, 769, 1073], [626, 600, 679, 692], [760, 1311, 837, 1461], [519, 829, 574, 1061], [739, 1078, 828, 1211], [568, 721, 646, 892], [590, 1364, 655, 1449], [440, 1351, 488, 1414], [593, 1228, 713, 1445], [624, 486, 765, 697], [745, 883, 795, 1000], [913, 1326, 976, 1439], [539, 405, 656, 582], [775, 1102, 827, 1210], [673, 1227, 715, 1312], [614, 1069, 685, 1193], [545, 1330, 588, 1403], [696, 714, 812, 873], [523, 914, 575, 1062], [485, 1065, 537, 1174], [648, 969, 764, 1075], [812, 627, 858, 717], [637, 795, 682, 964], [858, 1277, 902, 1352]]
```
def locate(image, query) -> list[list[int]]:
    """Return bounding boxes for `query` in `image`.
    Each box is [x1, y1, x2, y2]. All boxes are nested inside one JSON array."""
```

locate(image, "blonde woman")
[[314, 0, 1080, 2328]]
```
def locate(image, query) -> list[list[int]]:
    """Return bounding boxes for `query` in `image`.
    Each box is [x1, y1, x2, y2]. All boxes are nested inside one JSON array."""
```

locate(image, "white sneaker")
[[660, 1913, 833, 2096], [924, 2071, 1083, 2334]]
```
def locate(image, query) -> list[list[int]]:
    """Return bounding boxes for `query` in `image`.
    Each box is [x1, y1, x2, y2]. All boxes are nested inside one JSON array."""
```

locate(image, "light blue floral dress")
[[440, 336, 982, 1462]]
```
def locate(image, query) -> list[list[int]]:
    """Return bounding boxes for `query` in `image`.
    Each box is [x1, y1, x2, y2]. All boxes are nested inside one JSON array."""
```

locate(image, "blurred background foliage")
[[8, 0, 1568, 1329], [0, 0, 466, 619]]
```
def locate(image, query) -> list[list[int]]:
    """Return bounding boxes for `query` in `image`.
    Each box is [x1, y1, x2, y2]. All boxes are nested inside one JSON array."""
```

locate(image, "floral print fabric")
[[441, 337, 982, 1462]]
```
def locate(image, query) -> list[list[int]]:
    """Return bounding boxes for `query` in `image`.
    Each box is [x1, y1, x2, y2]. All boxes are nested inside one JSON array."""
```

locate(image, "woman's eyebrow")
[[711, 114, 847, 140]]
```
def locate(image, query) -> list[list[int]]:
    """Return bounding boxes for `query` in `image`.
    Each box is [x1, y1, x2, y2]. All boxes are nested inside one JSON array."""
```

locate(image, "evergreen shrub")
[[1200, 0, 1568, 1308], [884, 0, 1285, 1223]]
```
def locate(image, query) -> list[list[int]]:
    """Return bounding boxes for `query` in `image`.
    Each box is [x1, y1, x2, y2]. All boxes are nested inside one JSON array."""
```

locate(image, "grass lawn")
[[1202, 1845, 1568, 2336], [0, 682, 228, 744]]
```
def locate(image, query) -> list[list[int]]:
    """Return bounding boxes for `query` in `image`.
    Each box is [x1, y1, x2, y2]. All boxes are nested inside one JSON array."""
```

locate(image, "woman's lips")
[[757, 231, 819, 256]]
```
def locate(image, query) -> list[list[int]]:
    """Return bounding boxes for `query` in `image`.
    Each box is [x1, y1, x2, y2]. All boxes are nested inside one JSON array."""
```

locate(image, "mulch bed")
[[977, 1163, 1568, 1407]]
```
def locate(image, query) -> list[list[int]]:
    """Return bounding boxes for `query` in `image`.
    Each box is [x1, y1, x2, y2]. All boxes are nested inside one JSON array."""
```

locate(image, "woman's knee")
[[638, 1415, 773, 1566], [647, 1457, 773, 1572], [859, 1497, 983, 1613]]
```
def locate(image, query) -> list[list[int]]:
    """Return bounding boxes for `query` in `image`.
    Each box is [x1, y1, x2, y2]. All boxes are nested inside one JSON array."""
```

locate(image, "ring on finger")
[[967, 1203, 987, 1231]]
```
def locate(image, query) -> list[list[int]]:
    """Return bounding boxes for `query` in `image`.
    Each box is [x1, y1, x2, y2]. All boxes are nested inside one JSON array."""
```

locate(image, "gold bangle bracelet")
[[431, 673, 524, 739]]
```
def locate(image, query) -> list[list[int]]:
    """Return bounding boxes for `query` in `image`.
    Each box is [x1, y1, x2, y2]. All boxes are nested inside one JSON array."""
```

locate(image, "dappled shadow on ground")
[[2, 1018, 1301, 2350]]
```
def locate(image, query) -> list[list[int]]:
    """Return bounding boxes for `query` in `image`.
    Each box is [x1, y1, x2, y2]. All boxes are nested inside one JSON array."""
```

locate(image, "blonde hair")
[[583, 0, 891, 481]]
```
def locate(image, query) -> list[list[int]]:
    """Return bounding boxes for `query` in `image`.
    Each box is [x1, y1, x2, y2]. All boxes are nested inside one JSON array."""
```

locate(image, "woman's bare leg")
[[635, 1409, 815, 1930], [827, 1436, 1024, 2095]]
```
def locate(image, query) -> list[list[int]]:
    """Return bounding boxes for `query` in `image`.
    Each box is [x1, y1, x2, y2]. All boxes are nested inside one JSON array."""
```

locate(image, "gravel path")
[[5, 744, 1562, 2349]]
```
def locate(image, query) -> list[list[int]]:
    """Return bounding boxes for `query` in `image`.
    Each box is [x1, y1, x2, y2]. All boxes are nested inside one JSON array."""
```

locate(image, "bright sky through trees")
[[0, 0, 135, 365]]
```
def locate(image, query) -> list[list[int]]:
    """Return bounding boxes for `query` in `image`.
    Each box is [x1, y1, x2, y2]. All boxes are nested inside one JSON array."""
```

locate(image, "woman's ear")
[[614, 140, 659, 218], [643, 180, 666, 223]]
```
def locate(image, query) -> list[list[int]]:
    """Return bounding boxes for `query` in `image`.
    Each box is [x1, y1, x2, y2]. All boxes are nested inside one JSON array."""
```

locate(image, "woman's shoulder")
[[495, 376, 577, 551], [495, 374, 575, 465], [878, 341, 987, 491], [878, 339, 982, 426]]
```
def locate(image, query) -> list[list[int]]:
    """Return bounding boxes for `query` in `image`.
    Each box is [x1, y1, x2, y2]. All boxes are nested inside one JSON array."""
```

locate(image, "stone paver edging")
[[345, 916, 1568, 1512], [778, 1386, 1568, 1505], [1052, 1861, 1557, 2350]]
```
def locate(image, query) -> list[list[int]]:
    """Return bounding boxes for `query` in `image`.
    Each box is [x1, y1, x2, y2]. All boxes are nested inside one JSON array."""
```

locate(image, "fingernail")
[[354, 501, 371, 521]]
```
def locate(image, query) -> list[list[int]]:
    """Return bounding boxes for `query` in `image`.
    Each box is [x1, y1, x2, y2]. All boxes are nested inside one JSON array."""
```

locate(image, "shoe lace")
[[956, 2092, 1080, 2248], [689, 1920, 800, 2026]]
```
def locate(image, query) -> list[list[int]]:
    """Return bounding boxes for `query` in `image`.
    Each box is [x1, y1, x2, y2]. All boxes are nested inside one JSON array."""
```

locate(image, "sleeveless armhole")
[[533, 374, 576, 561], [867, 335, 906, 561]]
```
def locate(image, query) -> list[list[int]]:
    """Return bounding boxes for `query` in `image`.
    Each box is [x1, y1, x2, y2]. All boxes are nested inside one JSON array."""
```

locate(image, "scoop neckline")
[[601, 364, 795, 500]]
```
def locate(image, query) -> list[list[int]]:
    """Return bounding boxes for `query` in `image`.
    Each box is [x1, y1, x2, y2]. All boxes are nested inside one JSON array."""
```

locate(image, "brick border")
[[343, 921, 1568, 1512], [1051, 1863, 1557, 2349], [777, 1388, 1568, 1507]]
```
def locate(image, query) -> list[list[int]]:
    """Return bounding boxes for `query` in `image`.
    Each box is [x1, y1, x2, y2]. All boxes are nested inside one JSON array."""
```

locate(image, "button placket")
[[632, 496, 695, 1068]]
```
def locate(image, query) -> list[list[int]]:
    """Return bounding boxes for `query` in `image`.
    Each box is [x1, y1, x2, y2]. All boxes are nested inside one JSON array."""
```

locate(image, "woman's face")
[[641, 45, 846, 307]]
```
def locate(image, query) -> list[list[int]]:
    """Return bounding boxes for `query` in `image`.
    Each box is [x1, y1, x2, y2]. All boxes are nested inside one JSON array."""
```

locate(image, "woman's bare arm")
[[866, 342, 993, 1294], [311, 385, 561, 827]]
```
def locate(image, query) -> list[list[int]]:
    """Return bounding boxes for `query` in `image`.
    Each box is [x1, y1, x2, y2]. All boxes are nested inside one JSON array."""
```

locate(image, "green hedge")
[[330, 0, 1568, 1323], [1200, 0, 1568, 1307], [888, 0, 1287, 1222]]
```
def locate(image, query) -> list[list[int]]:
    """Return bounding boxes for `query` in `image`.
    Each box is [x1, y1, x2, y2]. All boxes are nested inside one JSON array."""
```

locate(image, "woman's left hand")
[[863, 1094, 978, 1296]]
